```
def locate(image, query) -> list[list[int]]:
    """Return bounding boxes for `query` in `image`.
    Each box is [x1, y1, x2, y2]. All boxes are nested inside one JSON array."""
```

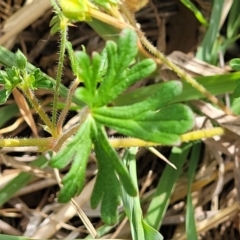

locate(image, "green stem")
[[24, 88, 54, 135], [57, 79, 79, 133], [0, 137, 56, 151], [52, 25, 68, 132]]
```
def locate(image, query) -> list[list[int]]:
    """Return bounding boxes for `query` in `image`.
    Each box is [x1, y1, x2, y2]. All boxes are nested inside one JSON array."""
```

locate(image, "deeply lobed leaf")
[[91, 124, 136, 224]]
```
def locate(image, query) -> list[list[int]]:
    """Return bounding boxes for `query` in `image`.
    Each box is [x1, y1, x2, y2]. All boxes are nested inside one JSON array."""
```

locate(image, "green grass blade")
[[227, 0, 240, 39], [0, 156, 48, 207], [121, 148, 163, 240], [114, 72, 240, 106], [0, 235, 31, 240], [180, 0, 208, 27], [196, 0, 224, 63], [145, 143, 192, 230], [186, 143, 201, 240]]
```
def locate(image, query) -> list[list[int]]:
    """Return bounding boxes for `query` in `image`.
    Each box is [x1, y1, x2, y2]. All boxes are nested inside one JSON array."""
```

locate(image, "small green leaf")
[[93, 81, 183, 119], [0, 89, 11, 104], [0, 72, 5, 84], [34, 79, 54, 89], [58, 136, 92, 202], [94, 58, 156, 107], [50, 22, 61, 35], [116, 29, 138, 73], [230, 58, 240, 71], [234, 84, 240, 98], [15, 50, 27, 70], [94, 125, 137, 196], [50, 117, 93, 203], [94, 41, 117, 106], [50, 15, 60, 27], [6, 67, 19, 80], [66, 41, 78, 76], [75, 87, 92, 105], [93, 104, 194, 145], [91, 130, 121, 224], [93, 29, 144, 107], [91, 124, 136, 224], [90, 52, 101, 94], [75, 51, 92, 88]]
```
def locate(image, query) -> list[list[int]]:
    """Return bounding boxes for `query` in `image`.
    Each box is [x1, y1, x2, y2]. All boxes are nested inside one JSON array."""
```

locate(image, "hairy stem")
[[52, 25, 68, 133], [0, 137, 56, 151], [57, 79, 79, 133], [24, 88, 54, 135]]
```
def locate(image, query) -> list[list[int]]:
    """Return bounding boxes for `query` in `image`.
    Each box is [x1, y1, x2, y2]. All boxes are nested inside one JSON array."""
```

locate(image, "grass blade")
[[145, 143, 192, 230], [0, 156, 48, 207], [196, 0, 224, 63], [114, 72, 240, 106], [186, 143, 201, 240]]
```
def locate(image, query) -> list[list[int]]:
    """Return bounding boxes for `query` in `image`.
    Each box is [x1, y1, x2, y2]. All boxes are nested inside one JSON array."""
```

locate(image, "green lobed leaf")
[[93, 81, 194, 145], [115, 29, 138, 74], [90, 52, 101, 95], [50, 117, 93, 203], [93, 41, 117, 107], [75, 51, 93, 93], [91, 130, 121, 224], [93, 29, 143, 107], [94, 124, 137, 197], [75, 87, 92, 105], [93, 81, 183, 119], [58, 136, 92, 203], [133, 104, 195, 135], [93, 105, 194, 145], [91, 124, 137, 224], [98, 48, 108, 80], [32, 68, 54, 89], [97, 59, 156, 108]]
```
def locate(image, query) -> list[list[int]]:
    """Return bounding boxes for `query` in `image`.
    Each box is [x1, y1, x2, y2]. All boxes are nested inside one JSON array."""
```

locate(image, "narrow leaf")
[[145, 144, 192, 229], [93, 81, 183, 119], [186, 143, 201, 240], [58, 136, 92, 203], [116, 28, 138, 74]]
